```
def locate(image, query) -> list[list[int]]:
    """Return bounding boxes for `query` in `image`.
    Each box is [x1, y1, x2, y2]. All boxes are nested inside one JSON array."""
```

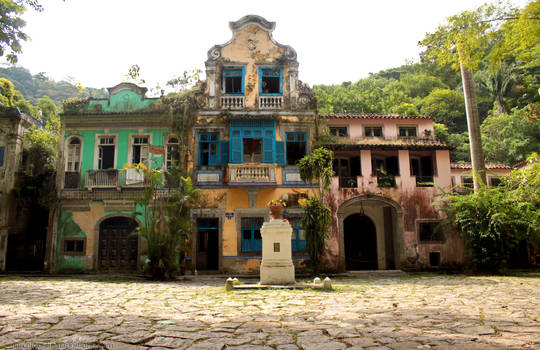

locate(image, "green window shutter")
[[220, 141, 229, 166], [276, 141, 285, 166]]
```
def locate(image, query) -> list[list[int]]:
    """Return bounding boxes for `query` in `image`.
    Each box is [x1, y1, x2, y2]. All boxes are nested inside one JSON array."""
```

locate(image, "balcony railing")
[[229, 164, 276, 183], [64, 171, 81, 189], [221, 96, 244, 109], [85, 169, 120, 188], [416, 175, 434, 187], [339, 176, 358, 188], [259, 96, 283, 109], [377, 173, 396, 188]]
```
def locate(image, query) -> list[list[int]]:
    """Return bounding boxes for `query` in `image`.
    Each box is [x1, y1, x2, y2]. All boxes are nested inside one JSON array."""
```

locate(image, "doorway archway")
[[97, 216, 139, 271], [344, 214, 378, 270]]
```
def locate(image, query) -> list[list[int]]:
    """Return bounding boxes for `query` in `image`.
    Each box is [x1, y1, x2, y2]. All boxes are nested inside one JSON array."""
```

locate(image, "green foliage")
[[448, 132, 471, 163], [443, 153, 539, 271], [481, 107, 540, 165], [298, 147, 333, 196], [127, 163, 200, 279], [298, 147, 333, 271], [36, 95, 57, 125], [301, 196, 331, 270], [0, 66, 107, 105], [61, 97, 89, 113], [418, 88, 467, 133]]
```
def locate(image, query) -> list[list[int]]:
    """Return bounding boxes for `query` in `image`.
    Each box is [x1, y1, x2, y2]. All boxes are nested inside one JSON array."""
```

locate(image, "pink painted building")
[[320, 113, 467, 271], [451, 163, 512, 192]]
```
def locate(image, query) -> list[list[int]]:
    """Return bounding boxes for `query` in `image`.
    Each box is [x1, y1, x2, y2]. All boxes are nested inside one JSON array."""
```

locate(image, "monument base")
[[260, 259, 295, 285]]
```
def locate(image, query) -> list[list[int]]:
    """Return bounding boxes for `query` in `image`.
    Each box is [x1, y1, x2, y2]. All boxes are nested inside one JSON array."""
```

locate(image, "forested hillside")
[[314, 2, 539, 166], [0, 66, 107, 105]]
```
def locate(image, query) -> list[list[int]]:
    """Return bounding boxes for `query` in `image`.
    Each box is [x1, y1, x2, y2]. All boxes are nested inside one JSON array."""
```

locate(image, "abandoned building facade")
[[2, 15, 512, 274]]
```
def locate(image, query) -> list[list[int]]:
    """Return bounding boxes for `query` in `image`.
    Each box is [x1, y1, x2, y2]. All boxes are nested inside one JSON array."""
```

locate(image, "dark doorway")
[[6, 204, 48, 271], [196, 218, 219, 270], [344, 214, 378, 270], [98, 217, 138, 271]]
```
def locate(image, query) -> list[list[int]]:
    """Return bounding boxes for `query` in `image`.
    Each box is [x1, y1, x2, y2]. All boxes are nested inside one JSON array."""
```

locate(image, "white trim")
[[127, 133, 152, 168], [93, 133, 118, 170]]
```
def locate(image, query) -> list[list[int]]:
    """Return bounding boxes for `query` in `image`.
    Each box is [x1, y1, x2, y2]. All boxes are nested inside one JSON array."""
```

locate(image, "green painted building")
[[53, 83, 182, 273]]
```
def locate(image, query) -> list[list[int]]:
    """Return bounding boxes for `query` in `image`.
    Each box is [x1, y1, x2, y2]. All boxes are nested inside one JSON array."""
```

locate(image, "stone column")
[[260, 219, 295, 285]]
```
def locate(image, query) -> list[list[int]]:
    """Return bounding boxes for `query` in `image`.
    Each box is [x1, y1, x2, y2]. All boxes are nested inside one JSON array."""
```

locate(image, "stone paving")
[[0, 274, 539, 349]]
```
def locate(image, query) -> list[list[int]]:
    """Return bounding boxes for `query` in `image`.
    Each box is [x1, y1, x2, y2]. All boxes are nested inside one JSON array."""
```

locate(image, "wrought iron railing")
[[377, 173, 396, 188], [339, 176, 358, 188], [64, 171, 81, 189], [221, 96, 244, 109], [259, 96, 283, 109], [416, 175, 434, 187]]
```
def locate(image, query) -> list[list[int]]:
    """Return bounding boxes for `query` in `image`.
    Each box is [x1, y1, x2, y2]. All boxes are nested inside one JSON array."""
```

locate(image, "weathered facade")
[[0, 106, 41, 271], [52, 83, 181, 273], [20, 15, 478, 274], [189, 15, 317, 273], [321, 113, 466, 270]]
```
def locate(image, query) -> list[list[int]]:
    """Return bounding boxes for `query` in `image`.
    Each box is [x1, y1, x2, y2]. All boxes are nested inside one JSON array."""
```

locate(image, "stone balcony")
[[228, 164, 277, 184], [220, 96, 244, 110], [258, 96, 283, 110]]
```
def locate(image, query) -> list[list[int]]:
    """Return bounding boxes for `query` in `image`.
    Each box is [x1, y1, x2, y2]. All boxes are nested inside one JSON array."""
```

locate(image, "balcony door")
[[98, 137, 115, 169]]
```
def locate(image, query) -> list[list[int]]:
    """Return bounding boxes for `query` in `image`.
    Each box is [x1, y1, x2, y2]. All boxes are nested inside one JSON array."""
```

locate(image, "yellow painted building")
[[188, 15, 317, 272]]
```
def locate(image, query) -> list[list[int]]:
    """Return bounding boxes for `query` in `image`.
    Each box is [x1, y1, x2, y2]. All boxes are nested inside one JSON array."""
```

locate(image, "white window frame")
[[93, 134, 118, 170], [127, 134, 152, 167], [398, 125, 418, 138], [165, 135, 180, 169], [65, 136, 83, 172]]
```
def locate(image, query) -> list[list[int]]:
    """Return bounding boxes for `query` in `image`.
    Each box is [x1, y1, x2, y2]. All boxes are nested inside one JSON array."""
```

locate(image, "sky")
[[8, 0, 529, 95]]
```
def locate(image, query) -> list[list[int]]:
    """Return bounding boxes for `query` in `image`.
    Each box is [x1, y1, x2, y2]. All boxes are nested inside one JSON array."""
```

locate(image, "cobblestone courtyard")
[[0, 274, 539, 349]]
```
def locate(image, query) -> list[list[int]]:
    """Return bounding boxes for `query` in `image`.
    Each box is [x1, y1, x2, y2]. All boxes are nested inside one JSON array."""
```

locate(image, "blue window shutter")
[[262, 131, 274, 163], [276, 141, 285, 165], [220, 140, 229, 165], [230, 131, 242, 163], [258, 67, 262, 94], [241, 67, 245, 94], [279, 69, 283, 94], [0, 146, 4, 167]]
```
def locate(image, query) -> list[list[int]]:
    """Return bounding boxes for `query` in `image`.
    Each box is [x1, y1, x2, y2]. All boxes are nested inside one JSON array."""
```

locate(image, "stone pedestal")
[[260, 219, 295, 285]]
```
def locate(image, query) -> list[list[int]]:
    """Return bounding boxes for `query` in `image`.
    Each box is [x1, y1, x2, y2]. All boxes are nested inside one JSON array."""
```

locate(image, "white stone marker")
[[260, 218, 295, 285]]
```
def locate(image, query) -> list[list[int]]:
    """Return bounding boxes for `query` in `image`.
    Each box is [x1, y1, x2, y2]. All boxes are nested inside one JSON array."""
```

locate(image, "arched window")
[[66, 137, 81, 171], [166, 136, 179, 169]]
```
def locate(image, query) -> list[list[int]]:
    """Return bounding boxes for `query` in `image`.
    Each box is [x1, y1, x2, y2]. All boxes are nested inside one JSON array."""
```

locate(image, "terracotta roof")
[[325, 113, 432, 120], [450, 162, 511, 169], [322, 137, 451, 151]]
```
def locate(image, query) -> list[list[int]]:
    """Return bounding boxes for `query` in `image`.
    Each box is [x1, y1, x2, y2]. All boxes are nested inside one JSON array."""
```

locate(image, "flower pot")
[[269, 205, 284, 220]]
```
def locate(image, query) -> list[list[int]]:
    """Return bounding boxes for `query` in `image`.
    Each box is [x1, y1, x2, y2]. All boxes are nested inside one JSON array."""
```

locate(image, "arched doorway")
[[98, 216, 138, 271], [344, 214, 378, 270]]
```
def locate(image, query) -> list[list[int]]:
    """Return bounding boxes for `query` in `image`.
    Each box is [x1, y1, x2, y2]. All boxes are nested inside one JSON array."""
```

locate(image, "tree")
[[481, 107, 540, 165], [475, 61, 518, 115], [443, 153, 540, 271], [127, 163, 200, 279], [419, 88, 467, 133], [0, 0, 43, 64], [419, 3, 508, 190], [298, 148, 333, 271]]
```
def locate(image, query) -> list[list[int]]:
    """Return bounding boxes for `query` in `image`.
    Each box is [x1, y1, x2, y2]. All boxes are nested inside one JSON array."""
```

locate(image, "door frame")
[[343, 213, 378, 270], [94, 214, 141, 272], [191, 210, 224, 273]]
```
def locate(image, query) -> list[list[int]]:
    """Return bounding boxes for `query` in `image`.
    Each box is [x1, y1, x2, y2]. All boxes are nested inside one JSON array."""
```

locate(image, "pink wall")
[[328, 118, 435, 140]]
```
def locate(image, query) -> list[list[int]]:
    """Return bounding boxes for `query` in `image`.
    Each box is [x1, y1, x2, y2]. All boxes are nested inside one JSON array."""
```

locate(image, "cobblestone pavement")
[[0, 274, 539, 350]]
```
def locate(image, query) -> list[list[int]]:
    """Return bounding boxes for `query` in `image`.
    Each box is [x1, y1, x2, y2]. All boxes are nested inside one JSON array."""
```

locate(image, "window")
[[260, 67, 282, 95], [198, 133, 220, 166], [410, 156, 434, 187], [285, 132, 306, 165], [489, 176, 502, 187], [372, 155, 399, 187], [131, 136, 149, 166], [166, 137, 179, 169], [288, 217, 306, 252], [333, 156, 361, 187], [222, 68, 244, 95], [0, 146, 4, 167], [66, 138, 81, 171], [98, 137, 115, 169], [63, 238, 85, 255], [399, 126, 417, 138], [241, 217, 263, 252], [418, 221, 445, 242], [329, 126, 348, 137], [243, 138, 262, 163], [365, 126, 383, 137]]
